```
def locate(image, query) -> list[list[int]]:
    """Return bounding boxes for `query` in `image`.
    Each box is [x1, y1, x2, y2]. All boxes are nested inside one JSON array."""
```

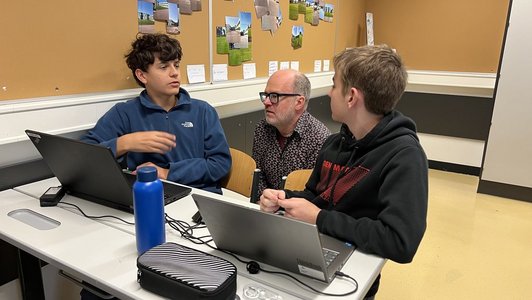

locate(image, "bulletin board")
[[0, 0, 209, 101], [0, 0, 348, 101], [212, 0, 338, 80]]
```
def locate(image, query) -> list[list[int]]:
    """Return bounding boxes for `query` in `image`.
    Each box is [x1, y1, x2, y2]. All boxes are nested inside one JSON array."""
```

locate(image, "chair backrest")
[[283, 169, 313, 191], [221, 148, 259, 201]]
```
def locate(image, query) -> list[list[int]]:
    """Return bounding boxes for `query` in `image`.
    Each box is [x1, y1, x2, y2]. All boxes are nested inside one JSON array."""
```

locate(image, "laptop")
[[192, 193, 355, 283], [25, 129, 191, 213]]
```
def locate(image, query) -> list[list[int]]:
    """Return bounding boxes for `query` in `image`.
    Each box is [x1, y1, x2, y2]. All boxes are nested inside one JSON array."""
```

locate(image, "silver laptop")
[[25, 129, 191, 213], [192, 193, 355, 283]]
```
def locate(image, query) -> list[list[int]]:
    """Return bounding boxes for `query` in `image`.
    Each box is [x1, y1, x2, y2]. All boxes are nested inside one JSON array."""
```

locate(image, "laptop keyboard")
[[124, 172, 190, 206], [322, 248, 339, 266], [163, 192, 174, 204]]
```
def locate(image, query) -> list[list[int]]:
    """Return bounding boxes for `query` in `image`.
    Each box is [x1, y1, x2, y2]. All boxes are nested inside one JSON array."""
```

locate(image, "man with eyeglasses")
[[252, 69, 331, 198]]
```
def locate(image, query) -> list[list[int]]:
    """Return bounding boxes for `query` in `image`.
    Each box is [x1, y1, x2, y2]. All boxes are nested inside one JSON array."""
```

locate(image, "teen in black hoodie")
[[260, 45, 428, 298]]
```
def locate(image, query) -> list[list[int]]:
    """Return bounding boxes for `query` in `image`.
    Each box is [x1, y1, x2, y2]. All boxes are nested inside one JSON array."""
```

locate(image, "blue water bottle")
[[133, 166, 166, 255]]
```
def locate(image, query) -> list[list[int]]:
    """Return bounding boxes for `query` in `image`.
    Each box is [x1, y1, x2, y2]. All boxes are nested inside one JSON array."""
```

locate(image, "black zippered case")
[[137, 242, 237, 300]]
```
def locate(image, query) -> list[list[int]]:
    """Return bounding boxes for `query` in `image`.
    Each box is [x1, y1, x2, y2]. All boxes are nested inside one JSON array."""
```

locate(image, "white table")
[[0, 189, 154, 299], [8, 179, 385, 299]]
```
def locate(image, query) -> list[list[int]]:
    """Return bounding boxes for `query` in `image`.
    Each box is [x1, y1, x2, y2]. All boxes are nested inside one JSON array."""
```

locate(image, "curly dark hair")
[[125, 33, 183, 87]]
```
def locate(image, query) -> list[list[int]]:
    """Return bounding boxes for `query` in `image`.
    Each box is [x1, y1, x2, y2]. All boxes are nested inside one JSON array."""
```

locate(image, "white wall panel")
[[481, 0, 532, 188]]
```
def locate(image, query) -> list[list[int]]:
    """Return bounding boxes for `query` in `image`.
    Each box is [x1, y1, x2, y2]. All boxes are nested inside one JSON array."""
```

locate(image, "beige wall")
[[334, 0, 367, 52], [365, 0, 510, 72], [0, 0, 508, 101]]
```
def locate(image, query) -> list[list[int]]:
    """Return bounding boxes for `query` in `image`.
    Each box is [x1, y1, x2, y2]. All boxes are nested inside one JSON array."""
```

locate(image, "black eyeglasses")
[[259, 92, 301, 104]]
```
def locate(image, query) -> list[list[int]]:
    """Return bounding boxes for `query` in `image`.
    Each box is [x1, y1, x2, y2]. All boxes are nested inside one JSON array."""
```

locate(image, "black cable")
[[165, 214, 359, 297], [216, 248, 358, 297], [59, 202, 135, 225], [165, 213, 212, 245], [57, 206, 359, 296]]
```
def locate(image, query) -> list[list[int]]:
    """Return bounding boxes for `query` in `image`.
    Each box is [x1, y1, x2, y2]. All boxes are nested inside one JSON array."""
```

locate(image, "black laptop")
[[25, 129, 191, 213]]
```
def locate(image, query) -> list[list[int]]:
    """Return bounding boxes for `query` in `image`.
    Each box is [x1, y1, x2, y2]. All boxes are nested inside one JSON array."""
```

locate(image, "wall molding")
[[478, 179, 532, 203], [406, 70, 496, 98], [0, 72, 334, 146], [0, 70, 496, 168], [428, 160, 480, 176], [418, 133, 485, 168]]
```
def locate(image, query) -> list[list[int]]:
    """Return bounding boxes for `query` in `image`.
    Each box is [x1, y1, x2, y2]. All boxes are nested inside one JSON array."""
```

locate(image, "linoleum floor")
[[377, 169, 532, 299]]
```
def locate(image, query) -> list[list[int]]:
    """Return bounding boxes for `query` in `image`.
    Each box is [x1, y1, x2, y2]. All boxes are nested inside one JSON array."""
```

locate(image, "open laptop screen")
[[26, 129, 190, 213], [192, 193, 354, 283]]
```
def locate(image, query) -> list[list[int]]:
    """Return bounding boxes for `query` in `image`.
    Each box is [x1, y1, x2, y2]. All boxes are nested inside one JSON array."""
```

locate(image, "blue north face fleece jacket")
[[81, 88, 231, 194]]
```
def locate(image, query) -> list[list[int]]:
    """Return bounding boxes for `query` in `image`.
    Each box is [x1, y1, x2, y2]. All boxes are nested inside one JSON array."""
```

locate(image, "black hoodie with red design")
[[285, 110, 428, 264]]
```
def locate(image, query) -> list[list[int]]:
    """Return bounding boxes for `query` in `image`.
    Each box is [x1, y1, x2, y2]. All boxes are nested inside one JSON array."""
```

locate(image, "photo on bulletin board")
[[221, 12, 254, 66], [154, 0, 169, 21], [256, 0, 281, 34], [226, 16, 242, 66], [167, 2, 180, 34], [304, 0, 317, 25], [216, 26, 229, 54], [225, 16, 240, 45], [234, 12, 250, 49], [323, 3, 334, 22], [261, 14, 276, 33], [191, 0, 202, 11], [254, 0, 268, 18], [238, 12, 253, 62], [179, 0, 192, 14], [289, 0, 299, 21], [291, 25, 303, 49], [311, 7, 319, 26], [276, 2, 283, 27], [138, 0, 155, 34], [298, 0, 306, 13], [291, 0, 329, 26]]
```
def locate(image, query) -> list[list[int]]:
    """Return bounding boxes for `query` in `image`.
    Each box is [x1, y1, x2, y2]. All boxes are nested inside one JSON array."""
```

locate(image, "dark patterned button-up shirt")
[[252, 111, 331, 196]]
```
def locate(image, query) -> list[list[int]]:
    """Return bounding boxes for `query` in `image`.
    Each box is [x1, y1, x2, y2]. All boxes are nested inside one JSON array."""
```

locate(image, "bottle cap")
[[137, 166, 158, 182]]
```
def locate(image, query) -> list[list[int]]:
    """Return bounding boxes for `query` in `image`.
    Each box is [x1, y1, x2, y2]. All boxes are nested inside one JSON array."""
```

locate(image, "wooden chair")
[[282, 169, 313, 191], [220, 148, 260, 202]]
